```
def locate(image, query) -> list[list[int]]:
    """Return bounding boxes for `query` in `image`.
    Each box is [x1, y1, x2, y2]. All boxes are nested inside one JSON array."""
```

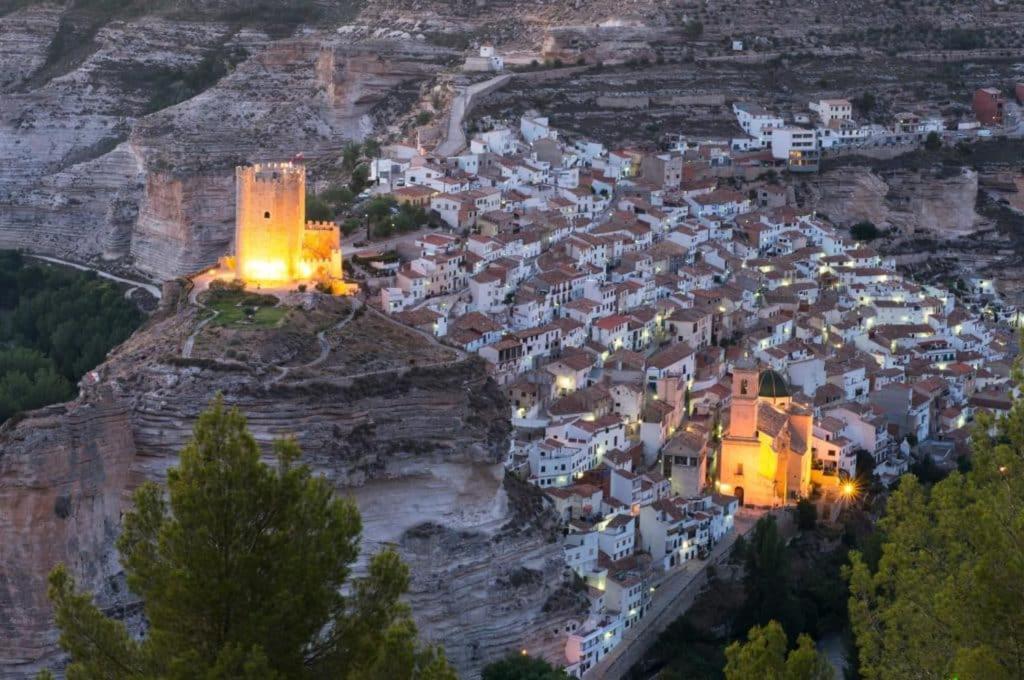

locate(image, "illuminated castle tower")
[[235, 162, 306, 284]]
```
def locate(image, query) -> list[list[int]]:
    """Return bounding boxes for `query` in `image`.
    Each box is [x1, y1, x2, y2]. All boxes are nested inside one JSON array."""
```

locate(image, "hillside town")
[[7, 0, 1024, 675], [354, 83, 1024, 676]]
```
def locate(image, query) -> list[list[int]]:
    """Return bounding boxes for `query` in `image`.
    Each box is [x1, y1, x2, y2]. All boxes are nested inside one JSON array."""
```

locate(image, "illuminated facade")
[[719, 359, 813, 507], [234, 162, 342, 285]]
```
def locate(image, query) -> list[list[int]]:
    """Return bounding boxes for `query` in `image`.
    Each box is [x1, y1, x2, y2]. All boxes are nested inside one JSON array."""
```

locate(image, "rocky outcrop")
[[0, 303, 564, 679], [806, 164, 980, 237]]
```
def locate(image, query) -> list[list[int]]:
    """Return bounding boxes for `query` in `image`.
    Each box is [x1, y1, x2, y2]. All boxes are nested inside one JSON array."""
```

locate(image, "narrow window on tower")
[[264, 211, 271, 219], [740, 378, 748, 395]]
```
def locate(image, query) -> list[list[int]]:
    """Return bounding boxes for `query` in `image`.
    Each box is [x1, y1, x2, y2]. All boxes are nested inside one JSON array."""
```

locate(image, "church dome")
[[758, 369, 791, 399]]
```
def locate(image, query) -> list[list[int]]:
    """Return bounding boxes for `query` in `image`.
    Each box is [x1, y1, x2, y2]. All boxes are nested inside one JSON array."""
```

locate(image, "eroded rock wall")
[[807, 165, 980, 236], [0, 397, 137, 678]]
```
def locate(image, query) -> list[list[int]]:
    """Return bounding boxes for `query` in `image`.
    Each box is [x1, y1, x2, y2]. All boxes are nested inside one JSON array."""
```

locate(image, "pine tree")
[[847, 365, 1024, 679], [47, 396, 455, 680], [724, 621, 833, 680]]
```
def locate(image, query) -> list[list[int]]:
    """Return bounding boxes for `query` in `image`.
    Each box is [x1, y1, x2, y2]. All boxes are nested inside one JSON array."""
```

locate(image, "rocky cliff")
[[0, 298, 571, 679], [0, 396, 137, 676], [0, 4, 450, 279], [805, 164, 980, 237]]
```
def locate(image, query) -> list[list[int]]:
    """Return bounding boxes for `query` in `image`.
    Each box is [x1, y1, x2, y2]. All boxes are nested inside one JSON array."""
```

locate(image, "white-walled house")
[[733, 102, 785, 147]]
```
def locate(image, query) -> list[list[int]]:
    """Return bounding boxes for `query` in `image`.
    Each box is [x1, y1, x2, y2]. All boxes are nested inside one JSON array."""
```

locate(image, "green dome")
[[758, 369, 791, 399]]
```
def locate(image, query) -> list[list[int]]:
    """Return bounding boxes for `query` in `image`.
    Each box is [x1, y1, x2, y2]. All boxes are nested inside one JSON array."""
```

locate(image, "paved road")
[[27, 254, 162, 299], [435, 74, 512, 157], [587, 510, 767, 679]]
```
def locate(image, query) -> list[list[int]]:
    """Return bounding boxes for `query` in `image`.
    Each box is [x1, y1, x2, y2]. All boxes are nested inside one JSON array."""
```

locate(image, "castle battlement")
[[300, 256, 335, 266], [237, 162, 305, 184], [304, 220, 339, 231]]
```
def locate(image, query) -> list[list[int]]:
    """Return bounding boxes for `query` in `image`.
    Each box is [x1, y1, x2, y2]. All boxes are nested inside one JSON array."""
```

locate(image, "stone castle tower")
[[235, 162, 306, 284]]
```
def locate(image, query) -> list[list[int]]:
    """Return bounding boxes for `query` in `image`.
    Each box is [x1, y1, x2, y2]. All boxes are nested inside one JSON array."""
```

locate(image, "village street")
[[588, 509, 776, 679]]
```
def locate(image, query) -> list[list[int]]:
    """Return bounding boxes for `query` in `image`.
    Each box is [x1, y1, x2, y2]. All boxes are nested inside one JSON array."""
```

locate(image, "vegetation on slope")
[[0, 251, 143, 423], [847, 367, 1024, 679]]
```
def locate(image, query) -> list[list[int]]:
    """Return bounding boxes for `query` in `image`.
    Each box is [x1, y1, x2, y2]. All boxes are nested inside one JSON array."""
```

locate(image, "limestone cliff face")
[[131, 170, 235, 277], [807, 165, 980, 236], [0, 304, 567, 679], [0, 4, 61, 91], [0, 397, 137, 677], [0, 9, 449, 279]]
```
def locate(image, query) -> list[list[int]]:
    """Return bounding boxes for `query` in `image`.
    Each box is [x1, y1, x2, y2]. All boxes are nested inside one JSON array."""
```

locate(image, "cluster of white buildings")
[[370, 109, 1020, 677], [732, 97, 946, 170]]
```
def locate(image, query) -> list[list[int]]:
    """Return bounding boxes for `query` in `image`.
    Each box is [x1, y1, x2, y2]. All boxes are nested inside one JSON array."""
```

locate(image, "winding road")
[[27, 254, 163, 299]]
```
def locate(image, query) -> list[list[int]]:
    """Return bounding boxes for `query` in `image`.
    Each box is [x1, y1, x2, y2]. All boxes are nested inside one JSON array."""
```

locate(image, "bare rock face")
[[0, 4, 62, 91], [807, 164, 980, 236], [0, 9, 449, 279], [0, 397, 137, 678], [0, 302, 567, 679], [398, 477, 587, 675], [0, 17, 229, 265]]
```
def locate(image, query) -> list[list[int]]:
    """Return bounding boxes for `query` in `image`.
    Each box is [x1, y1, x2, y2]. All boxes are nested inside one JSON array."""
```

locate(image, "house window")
[[735, 463, 744, 475]]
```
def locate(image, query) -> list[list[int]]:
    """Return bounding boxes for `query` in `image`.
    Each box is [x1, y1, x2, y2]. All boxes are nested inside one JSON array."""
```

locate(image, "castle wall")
[[235, 162, 305, 283], [302, 221, 342, 278]]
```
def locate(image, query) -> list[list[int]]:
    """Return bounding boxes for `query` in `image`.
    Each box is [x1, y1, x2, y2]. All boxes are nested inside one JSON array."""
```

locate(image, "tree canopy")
[[736, 515, 804, 638], [305, 193, 334, 221], [362, 196, 428, 239], [0, 250, 143, 422], [481, 654, 570, 680], [847, 368, 1024, 679], [47, 397, 455, 680], [0, 347, 72, 423], [724, 621, 833, 680]]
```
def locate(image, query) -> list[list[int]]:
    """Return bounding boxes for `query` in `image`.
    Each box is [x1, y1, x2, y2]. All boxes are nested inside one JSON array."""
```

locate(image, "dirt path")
[[307, 301, 364, 368], [269, 298, 363, 384], [181, 305, 217, 359]]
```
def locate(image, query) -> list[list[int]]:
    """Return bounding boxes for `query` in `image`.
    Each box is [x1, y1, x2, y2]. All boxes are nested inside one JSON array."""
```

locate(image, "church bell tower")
[[730, 358, 759, 438]]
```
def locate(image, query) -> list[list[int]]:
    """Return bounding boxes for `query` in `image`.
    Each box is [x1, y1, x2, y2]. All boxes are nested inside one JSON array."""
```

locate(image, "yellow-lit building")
[[719, 359, 812, 507], [233, 161, 342, 285]]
